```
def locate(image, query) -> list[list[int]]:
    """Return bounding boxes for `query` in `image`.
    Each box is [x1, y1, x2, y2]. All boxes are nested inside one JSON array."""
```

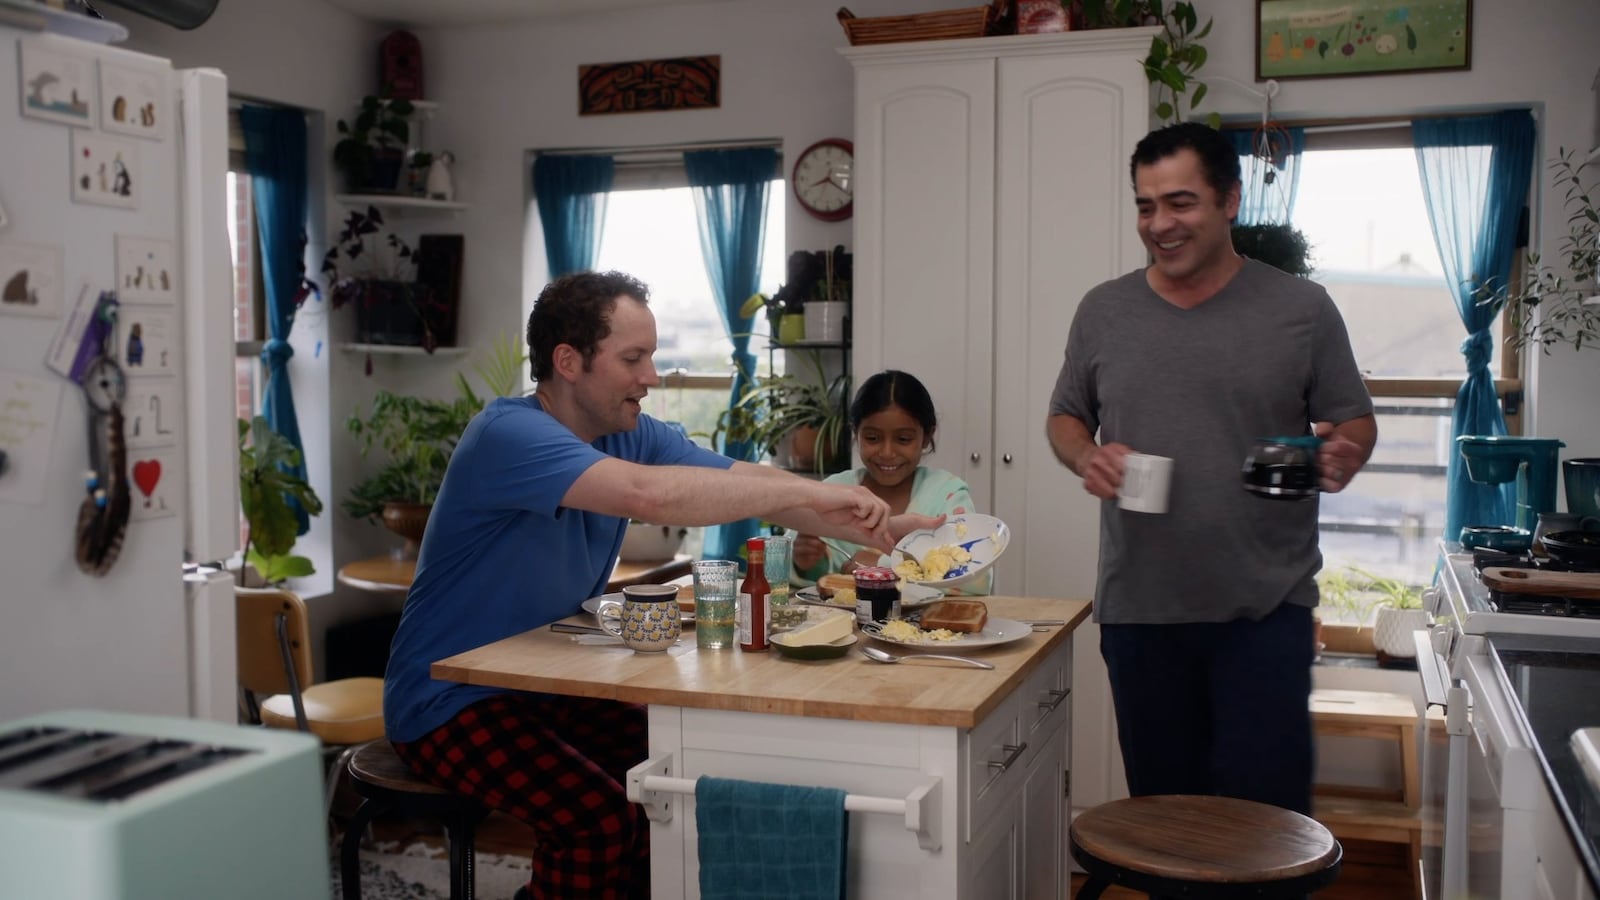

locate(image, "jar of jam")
[[854, 566, 901, 624]]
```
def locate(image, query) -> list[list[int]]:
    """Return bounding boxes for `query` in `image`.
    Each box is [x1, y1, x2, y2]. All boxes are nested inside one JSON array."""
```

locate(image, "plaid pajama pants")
[[392, 693, 650, 899]]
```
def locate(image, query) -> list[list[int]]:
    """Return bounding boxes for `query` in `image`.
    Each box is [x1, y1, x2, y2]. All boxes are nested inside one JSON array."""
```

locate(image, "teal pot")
[[1565, 458, 1600, 519]]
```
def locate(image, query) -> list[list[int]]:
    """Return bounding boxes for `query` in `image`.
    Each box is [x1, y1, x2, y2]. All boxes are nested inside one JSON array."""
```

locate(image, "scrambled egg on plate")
[[878, 618, 959, 643], [893, 543, 973, 581]]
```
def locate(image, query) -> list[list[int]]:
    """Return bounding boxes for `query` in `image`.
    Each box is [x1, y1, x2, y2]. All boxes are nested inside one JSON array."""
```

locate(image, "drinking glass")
[[692, 560, 738, 650], [763, 533, 793, 607]]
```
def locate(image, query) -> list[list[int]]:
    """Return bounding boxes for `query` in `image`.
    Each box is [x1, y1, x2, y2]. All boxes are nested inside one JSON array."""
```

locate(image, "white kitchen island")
[[432, 595, 1091, 899]]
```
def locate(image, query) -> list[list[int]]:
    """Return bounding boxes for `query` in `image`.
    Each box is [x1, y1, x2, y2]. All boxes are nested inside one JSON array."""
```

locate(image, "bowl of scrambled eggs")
[[891, 513, 1010, 591]]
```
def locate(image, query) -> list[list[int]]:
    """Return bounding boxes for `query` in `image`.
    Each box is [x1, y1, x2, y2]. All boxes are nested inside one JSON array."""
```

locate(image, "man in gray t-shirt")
[[1046, 122, 1376, 816]]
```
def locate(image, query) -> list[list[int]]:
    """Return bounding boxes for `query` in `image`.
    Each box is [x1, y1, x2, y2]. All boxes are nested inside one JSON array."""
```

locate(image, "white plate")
[[794, 582, 944, 609], [582, 592, 695, 623], [862, 616, 1032, 649], [893, 513, 1010, 590]]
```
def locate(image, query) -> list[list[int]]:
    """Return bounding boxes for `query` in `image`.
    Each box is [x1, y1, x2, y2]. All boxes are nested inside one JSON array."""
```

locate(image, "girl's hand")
[[793, 534, 826, 572]]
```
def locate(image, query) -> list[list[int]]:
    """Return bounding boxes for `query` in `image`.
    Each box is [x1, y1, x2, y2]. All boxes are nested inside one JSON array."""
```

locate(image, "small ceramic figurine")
[[425, 151, 455, 202]]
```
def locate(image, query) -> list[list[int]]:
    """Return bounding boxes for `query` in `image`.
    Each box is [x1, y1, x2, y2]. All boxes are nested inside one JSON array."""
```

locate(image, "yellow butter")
[[779, 608, 855, 646]]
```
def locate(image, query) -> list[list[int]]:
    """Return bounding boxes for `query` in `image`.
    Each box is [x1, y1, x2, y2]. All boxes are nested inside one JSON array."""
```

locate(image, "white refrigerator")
[[0, 22, 238, 724]]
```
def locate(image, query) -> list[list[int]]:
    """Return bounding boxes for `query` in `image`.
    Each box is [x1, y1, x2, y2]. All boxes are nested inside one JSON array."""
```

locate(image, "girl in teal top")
[[793, 369, 993, 595]]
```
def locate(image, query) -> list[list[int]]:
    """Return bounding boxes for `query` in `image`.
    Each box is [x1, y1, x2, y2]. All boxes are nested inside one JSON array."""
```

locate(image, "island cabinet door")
[[1019, 724, 1067, 900], [965, 802, 1020, 900]]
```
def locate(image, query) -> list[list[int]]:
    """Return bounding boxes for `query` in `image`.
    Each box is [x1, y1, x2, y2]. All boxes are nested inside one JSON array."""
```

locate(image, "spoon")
[[860, 644, 994, 669]]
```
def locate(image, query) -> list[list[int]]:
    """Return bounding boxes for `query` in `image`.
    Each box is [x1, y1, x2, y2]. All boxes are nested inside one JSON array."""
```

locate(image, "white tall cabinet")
[[844, 27, 1157, 820]]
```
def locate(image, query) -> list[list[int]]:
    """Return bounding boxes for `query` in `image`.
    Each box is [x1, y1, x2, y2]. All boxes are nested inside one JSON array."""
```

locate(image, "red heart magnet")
[[132, 459, 162, 498]]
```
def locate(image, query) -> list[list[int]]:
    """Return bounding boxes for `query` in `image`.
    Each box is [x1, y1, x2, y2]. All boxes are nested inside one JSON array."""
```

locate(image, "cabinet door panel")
[[991, 51, 1147, 602], [991, 46, 1147, 812], [852, 59, 996, 509], [1020, 727, 1067, 900]]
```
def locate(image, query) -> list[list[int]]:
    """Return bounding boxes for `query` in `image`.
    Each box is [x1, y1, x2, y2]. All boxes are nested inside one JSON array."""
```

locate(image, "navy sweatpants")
[[1099, 601, 1316, 815]]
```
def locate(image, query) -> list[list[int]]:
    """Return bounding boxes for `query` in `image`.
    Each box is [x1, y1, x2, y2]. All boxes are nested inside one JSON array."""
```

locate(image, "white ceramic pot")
[[1372, 607, 1430, 657], [620, 522, 687, 561], [803, 301, 849, 343]]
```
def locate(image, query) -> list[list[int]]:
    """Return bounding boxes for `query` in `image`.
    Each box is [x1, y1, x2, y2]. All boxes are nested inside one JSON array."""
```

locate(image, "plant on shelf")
[[739, 247, 852, 344], [237, 416, 324, 586], [1316, 565, 1426, 658], [321, 204, 450, 352], [1232, 223, 1315, 277], [333, 94, 414, 194], [1072, 1, 1218, 127], [1474, 148, 1600, 354], [344, 333, 528, 555], [706, 349, 851, 475]]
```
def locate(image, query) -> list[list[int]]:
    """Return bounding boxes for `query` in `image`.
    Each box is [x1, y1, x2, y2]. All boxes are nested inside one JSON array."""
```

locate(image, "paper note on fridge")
[[44, 281, 101, 381]]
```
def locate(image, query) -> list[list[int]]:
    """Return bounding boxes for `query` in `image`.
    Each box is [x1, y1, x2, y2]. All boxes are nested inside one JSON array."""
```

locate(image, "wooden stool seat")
[[1070, 795, 1343, 899], [340, 740, 491, 900]]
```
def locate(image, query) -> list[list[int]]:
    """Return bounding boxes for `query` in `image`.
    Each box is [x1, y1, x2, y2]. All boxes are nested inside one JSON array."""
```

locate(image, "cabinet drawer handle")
[[970, 452, 981, 463], [986, 742, 1028, 773], [1036, 688, 1070, 713], [1002, 453, 1013, 464]]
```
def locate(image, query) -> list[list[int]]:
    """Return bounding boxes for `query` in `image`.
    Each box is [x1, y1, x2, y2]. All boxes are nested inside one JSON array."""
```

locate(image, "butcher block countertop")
[[432, 596, 1091, 729]]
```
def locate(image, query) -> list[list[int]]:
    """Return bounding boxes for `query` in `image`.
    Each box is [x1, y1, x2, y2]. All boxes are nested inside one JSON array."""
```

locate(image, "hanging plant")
[[1232, 223, 1315, 277], [1072, 0, 1219, 127]]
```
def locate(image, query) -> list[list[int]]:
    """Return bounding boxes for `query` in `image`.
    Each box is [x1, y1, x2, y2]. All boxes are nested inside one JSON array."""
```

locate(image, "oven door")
[[1418, 628, 1469, 900]]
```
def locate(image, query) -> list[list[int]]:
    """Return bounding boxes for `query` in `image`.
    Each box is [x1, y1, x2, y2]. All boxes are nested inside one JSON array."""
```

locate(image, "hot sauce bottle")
[[738, 537, 770, 652]]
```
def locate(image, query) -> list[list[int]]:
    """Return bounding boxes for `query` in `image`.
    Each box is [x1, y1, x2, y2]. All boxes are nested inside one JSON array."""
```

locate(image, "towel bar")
[[625, 753, 944, 851]]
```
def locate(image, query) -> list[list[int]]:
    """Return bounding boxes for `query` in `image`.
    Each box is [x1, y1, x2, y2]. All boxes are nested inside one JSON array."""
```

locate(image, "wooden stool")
[[340, 740, 491, 900], [1070, 795, 1343, 899]]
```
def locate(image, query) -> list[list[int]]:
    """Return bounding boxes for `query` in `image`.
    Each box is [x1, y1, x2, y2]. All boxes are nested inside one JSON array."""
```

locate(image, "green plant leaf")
[[1189, 82, 1207, 108], [1155, 100, 1174, 121]]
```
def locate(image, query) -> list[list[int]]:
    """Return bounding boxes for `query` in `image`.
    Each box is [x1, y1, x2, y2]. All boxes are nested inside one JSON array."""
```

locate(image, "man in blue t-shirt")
[[385, 270, 937, 900]]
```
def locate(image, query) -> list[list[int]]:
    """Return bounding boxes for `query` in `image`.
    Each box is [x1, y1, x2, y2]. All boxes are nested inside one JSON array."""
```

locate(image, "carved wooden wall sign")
[[578, 55, 720, 116]]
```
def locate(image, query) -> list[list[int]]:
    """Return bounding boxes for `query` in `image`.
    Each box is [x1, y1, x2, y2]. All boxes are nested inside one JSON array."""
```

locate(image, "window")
[[591, 171, 786, 443], [1284, 125, 1522, 592], [226, 107, 265, 426]]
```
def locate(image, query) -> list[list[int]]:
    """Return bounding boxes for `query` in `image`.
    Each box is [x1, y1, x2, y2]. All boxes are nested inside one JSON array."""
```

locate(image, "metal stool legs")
[[339, 792, 488, 900]]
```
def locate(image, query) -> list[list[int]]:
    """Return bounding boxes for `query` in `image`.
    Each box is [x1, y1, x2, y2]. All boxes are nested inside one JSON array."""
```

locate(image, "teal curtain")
[[238, 104, 311, 533], [532, 154, 614, 279], [685, 148, 778, 564], [1228, 126, 1305, 225], [1413, 110, 1537, 542]]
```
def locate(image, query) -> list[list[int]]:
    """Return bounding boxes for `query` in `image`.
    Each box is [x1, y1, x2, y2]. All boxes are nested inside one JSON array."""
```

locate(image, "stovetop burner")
[[1471, 547, 1600, 575], [1470, 548, 1600, 616]]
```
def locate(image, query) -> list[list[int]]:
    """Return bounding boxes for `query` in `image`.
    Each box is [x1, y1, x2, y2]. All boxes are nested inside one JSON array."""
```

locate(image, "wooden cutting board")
[[1480, 566, 1600, 599]]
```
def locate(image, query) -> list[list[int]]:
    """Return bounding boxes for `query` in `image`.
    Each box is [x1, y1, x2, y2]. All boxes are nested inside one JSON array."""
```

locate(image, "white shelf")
[[0, 0, 127, 42], [336, 194, 465, 212], [339, 343, 468, 356]]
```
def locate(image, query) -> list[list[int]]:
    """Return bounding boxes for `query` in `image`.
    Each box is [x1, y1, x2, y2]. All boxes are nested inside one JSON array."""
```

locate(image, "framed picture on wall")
[[1256, 0, 1471, 80]]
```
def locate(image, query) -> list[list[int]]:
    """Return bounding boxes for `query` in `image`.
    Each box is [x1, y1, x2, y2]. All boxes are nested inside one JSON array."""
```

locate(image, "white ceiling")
[[319, 0, 731, 28]]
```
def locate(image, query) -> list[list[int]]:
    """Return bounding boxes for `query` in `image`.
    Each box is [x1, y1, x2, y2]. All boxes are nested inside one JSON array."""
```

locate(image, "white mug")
[[1119, 453, 1174, 514]]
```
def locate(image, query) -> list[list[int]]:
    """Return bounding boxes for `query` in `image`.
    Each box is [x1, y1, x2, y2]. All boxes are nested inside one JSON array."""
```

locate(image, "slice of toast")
[[816, 572, 856, 600], [920, 599, 988, 633]]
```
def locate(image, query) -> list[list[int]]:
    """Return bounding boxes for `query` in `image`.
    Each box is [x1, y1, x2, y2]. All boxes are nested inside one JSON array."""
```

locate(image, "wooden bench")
[[1309, 688, 1434, 899]]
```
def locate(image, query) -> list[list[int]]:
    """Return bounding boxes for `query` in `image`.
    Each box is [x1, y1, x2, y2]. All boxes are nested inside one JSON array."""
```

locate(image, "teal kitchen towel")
[[696, 775, 848, 900]]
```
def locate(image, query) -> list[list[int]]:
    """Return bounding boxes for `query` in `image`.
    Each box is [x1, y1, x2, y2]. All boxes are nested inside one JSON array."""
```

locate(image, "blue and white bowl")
[[893, 513, 1010, 591]]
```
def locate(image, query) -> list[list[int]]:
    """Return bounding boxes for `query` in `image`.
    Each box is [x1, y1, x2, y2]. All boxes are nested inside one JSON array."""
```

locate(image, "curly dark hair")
[[526, 271, 651, 382], [1130, 121, 1240, 200], [848, 369, 939, 452]]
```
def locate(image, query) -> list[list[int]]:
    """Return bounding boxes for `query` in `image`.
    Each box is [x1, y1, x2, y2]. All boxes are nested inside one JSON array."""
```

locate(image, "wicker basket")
[[837, 4, 999, 46]]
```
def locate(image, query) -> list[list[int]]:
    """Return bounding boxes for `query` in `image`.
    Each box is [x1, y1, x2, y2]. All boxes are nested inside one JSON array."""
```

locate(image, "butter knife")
[[551, 622, 610, 635], [1020, 619, 1065, 627]]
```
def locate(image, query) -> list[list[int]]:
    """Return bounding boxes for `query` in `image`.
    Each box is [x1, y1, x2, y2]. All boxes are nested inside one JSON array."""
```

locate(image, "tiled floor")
[[355, 804, 1415, 899]]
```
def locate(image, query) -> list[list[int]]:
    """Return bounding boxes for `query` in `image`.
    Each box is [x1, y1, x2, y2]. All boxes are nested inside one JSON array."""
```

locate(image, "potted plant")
[[1072, 1, 1219, 127], [321, 205, 451, 351], [707, 350, 851, 475], [344, 334, 528, 555], [1316, 565, 1426, 658], [237, 416, 323, 586], [1232, 223, 1315, 277], [1475, 148, 1600, 354], [333, 95, 414, 194]]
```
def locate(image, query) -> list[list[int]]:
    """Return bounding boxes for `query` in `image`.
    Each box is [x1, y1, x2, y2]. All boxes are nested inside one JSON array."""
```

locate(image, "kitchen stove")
[[1434, 547, 1600, 640], [1423, 542, 1600, 900]]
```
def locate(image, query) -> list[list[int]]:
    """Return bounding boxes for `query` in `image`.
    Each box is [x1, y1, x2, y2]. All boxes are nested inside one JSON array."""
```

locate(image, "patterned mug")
[[596, 584, 681, 652]]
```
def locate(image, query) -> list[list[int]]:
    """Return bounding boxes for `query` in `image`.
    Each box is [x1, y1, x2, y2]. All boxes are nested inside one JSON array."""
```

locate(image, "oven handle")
[[1416, 628, 1450, 710]]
